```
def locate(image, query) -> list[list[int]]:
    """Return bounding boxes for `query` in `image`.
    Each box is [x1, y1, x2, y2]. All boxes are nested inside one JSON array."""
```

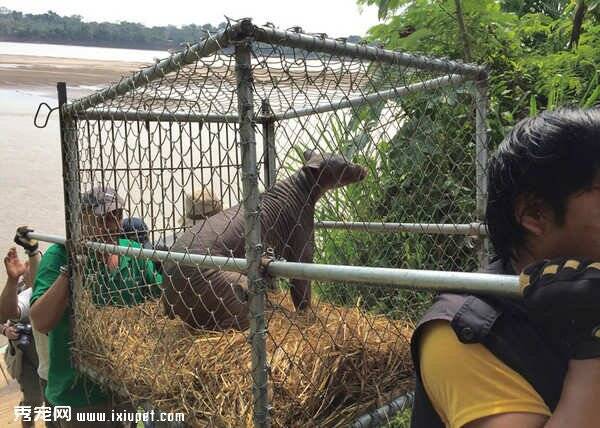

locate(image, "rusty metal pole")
[[234, 24, 270, 428], [475, 75, 490, 270], [261, 100, 277, 189]]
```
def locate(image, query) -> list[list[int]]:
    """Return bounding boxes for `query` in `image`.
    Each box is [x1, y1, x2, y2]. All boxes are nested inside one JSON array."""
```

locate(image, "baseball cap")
[[122, 217, 149, 244], [81, 187, 125, 216]]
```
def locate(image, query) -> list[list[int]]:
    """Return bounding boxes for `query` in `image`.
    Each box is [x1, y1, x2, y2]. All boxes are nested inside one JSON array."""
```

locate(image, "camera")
[[13, 322, 32, 350]]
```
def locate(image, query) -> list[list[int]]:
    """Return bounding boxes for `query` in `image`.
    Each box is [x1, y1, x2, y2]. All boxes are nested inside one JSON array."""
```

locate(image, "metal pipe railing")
[[351, 392, 415, 428], [77, 109, 240, 124], [252, 22, 485, 79], [76, 75, 467, 124], [315, 221, 488, 236], [272, 74, 468, 121], [29, 232, 248, 272], [29, 232, 520, 298]]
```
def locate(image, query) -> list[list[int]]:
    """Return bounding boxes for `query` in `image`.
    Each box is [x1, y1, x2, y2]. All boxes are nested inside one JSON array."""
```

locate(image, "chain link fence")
[[52, 18, 493, 427]]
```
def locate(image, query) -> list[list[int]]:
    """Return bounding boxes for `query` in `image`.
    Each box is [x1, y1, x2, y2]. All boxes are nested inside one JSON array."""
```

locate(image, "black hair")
[[485, 108, 600, 263]]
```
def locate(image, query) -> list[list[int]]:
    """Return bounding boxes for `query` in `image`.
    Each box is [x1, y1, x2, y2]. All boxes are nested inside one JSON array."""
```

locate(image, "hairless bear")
[[162, 150, 367, 330]]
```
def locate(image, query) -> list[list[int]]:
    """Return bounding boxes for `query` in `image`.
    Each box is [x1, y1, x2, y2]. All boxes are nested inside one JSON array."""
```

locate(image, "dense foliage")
[[358, 0, 600, 139], [315, 0, 600, 327]]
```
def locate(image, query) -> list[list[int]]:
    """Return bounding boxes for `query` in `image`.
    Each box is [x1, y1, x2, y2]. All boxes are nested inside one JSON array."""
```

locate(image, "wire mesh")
[[58, 19, 488, 427]]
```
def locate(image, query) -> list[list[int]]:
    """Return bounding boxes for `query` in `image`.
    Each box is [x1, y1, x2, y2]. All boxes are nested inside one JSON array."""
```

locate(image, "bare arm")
[[0, 276, 20, 322], [28, 252, 41, 287], [467, 359, 600, 428], [0, 247, 27, 322], [30, 271, 69, 334]]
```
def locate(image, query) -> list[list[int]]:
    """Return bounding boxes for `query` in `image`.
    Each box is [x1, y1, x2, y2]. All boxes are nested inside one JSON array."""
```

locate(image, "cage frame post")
[[315, 221, 487, 235], [475, 75, 489, 269], [62, 23, 238, 115], [57, 82, 80, 247], [272, 74, 468, 121], [251, 23, 484, 78], [351, 392, 415, 428], [235, 36, 270, 428], [57, 82, 83, 344], [261, 100, 277, 188]]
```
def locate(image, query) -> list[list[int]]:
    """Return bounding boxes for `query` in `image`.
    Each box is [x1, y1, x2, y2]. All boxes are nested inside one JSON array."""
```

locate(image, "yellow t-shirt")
[[419, 320, 551, 428]]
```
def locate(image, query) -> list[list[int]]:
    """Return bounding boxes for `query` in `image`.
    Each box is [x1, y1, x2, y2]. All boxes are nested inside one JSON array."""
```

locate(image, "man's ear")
[[514, 194, 549, 237]]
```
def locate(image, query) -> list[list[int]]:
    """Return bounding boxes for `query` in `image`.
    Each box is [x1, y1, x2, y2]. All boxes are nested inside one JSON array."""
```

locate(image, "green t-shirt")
[[31, 240, 163, 407], [88, 238, 163, 307]]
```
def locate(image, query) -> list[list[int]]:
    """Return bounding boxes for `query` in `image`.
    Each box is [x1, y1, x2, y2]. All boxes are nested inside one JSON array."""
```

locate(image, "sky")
[[0, 0, 381, 37]]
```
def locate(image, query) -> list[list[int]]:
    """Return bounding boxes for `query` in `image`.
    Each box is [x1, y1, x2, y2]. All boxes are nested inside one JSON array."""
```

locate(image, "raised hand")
[[3, 247, 27, 280]]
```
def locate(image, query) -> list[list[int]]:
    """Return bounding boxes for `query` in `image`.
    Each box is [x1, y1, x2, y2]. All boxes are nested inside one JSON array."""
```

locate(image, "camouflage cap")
[[81, 187, 125, 216]]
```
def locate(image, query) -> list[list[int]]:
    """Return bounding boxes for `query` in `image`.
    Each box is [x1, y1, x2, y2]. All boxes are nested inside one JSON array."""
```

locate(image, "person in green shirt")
[[30, 187, 162, 428]]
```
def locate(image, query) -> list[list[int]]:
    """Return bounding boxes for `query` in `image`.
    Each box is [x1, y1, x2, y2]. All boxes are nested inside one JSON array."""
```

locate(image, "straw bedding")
[[72, 289, 414, 427]]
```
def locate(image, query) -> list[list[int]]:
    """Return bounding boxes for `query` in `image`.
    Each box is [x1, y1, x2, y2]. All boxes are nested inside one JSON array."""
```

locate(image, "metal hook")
[[464, 235, 478, 249], [34, 102, 58, 129]]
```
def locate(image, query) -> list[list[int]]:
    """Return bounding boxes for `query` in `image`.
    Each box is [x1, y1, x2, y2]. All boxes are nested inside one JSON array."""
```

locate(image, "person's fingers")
[[7, 247, 17, 259], [6, 328, 19, 340]]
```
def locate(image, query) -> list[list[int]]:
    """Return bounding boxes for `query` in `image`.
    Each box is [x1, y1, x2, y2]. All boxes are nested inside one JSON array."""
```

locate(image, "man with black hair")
[[411, 108, 600, 427]]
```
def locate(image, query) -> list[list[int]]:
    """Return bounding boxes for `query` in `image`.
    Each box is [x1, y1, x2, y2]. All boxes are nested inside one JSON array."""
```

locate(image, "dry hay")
[[72, 289, 414, 427]]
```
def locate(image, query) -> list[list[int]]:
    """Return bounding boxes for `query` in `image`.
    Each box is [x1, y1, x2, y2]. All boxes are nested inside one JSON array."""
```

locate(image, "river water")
[[0, 41, 168, 62], [0, 42, 169, 285]]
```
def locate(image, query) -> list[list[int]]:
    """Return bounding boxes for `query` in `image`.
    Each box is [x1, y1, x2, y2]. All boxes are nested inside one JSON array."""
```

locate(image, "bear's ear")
[[302, 150, 321, 171], [303, 149, 314, 162]]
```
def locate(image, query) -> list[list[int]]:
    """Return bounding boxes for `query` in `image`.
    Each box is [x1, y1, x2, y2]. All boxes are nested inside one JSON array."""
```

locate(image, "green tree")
[[0, 8, 231, 50], [313, 0, 600, 322]]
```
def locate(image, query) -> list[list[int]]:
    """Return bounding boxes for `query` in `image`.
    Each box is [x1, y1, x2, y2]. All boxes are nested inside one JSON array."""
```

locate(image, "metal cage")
[[42, 18, 520, 428]]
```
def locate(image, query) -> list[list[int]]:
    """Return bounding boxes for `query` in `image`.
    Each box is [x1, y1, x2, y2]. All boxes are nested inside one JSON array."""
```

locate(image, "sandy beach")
[[0, 54, 147, 97]]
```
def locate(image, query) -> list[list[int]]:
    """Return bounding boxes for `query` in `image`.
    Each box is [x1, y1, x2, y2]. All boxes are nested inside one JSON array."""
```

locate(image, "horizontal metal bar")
[[252, 22, 485, 79], [74, 360, 130, 399], [28, 232, 249, 272], [81, 74, 465, 123], [30, 232, 520, 297], [77, 109, 241, 124], [30, 232, 66, 245], [351, 392, 414, 428], [273, 74, 468, 121], [266, 260, 519, 297], [62, 23, 239, 115], [315, 221, 488, 236]]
